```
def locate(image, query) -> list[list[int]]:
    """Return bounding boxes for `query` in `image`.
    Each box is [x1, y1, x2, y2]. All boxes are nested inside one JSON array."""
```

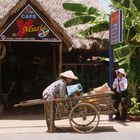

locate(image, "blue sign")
[[66, 83, 83, 96], [110, 9, 123, 45]]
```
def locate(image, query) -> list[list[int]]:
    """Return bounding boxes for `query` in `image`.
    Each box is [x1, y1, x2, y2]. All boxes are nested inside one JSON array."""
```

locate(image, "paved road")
[[0, 114, 140, 140]]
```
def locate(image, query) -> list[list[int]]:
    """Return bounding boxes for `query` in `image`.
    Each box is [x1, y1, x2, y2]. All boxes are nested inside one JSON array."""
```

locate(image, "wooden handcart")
[[14, 92, 114, 133]]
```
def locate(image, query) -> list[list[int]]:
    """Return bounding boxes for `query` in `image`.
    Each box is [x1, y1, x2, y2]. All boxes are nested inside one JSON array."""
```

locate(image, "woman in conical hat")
[[42, 70, 78, 132], [42, 70, 78, 100]]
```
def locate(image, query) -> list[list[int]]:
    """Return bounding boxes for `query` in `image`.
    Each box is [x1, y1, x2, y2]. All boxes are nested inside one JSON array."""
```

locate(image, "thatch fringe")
[[0, 0, 27, 28]]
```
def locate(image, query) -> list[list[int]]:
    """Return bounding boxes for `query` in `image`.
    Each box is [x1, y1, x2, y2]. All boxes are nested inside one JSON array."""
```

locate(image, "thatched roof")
[[0, 0, 109, 51]]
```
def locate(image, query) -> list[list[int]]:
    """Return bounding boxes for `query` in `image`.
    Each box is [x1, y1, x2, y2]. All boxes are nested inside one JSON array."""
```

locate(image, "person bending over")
[[42, 70, 78, 132]]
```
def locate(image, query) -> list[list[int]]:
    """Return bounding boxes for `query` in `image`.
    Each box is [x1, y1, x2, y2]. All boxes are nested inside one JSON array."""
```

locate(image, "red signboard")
[[110, 9, 123, 45], [0, 4, 61, 42]]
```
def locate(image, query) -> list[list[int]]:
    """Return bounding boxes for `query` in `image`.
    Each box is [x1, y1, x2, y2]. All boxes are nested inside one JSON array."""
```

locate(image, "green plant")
[[127, 64, 138, 97], [63, 1, 140, 91], [63, 2, 109, 38], [128, 97, 140, 115], [128, 79, 138, 97]]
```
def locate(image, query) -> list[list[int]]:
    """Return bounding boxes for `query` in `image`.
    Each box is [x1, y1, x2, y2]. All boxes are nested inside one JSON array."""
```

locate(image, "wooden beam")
[[58, 43, 62, 74]]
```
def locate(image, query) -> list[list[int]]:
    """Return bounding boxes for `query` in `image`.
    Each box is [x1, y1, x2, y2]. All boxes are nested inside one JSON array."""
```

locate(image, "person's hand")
[[119, 82, 124, 87]]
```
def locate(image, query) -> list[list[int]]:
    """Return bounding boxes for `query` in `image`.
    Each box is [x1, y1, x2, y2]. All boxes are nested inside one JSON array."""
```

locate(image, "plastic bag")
[[66, 83, 83, 97]]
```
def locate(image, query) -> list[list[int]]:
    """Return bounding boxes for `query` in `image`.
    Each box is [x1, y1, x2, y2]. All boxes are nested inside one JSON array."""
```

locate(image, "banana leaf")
[[64, 16, 96, 28], [63, 3, 100, 16], [63, 3, 88, 13], [76, 22, 109, 37], [113, 44, 136, 62]]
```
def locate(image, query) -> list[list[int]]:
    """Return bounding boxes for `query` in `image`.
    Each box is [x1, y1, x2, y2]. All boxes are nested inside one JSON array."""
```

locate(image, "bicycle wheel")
[[69, 103, 100, 133]]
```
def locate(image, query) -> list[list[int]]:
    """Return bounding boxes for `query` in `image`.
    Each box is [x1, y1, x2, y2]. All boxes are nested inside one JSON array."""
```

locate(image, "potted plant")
[[128, 97, 140, 121]]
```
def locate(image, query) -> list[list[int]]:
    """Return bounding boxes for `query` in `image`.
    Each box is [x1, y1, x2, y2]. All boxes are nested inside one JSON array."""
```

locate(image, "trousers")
[[44, 101, 56, 132], [114, 90, 128, 121]]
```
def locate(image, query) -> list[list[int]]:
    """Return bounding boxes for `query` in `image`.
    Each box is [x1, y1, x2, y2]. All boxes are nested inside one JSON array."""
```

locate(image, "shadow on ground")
[[49, 126, 117, 133], [1, 104, 45, 120]]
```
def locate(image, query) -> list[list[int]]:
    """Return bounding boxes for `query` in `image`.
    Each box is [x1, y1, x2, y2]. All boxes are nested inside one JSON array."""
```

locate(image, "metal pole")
[[109, 44, 113, 88], [109, 15, 114, 89], [108, 22, 114, 121]]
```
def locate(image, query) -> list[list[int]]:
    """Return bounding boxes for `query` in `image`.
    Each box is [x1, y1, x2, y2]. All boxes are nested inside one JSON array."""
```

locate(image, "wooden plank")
[[14, 92, 114, 108], [14, 98, 45, 107]]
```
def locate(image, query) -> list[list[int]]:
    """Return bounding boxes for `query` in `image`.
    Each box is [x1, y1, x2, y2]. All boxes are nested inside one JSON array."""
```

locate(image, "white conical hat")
[[59, 70, 78, 80]]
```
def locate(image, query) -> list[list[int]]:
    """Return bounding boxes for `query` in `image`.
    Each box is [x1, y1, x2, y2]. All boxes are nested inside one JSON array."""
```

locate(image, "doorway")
[[1, 42, 59, 106]]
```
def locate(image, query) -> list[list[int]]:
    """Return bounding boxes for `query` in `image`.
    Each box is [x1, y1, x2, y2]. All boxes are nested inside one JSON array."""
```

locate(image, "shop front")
[[0, 1, 109, 113], [0, 3, 62, 110]]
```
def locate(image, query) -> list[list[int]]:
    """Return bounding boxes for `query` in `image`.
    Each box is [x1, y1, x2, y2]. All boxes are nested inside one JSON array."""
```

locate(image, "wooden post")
[[59, 43, 62, 74], [49, 100, 54, 133], [44, 103, 48, 130], [53, 46, 56, 75]]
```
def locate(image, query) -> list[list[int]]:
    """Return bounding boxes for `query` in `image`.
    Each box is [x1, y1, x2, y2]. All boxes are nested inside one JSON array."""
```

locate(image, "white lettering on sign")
[[21, 14, 37, 19]]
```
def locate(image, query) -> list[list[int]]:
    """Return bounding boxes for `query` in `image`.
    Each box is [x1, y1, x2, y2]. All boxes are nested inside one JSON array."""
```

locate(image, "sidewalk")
[[0, 114, 140, 134], [0, 114, 45, 134]]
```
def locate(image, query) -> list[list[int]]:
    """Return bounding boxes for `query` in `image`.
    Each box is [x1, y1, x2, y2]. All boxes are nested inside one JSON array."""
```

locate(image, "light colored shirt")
[[42, 79, 66, 100], [113, 76, 128, 92]]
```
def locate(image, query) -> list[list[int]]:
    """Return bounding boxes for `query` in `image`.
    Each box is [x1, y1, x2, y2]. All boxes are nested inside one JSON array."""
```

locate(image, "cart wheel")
[[69, 103, 100, 133]]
